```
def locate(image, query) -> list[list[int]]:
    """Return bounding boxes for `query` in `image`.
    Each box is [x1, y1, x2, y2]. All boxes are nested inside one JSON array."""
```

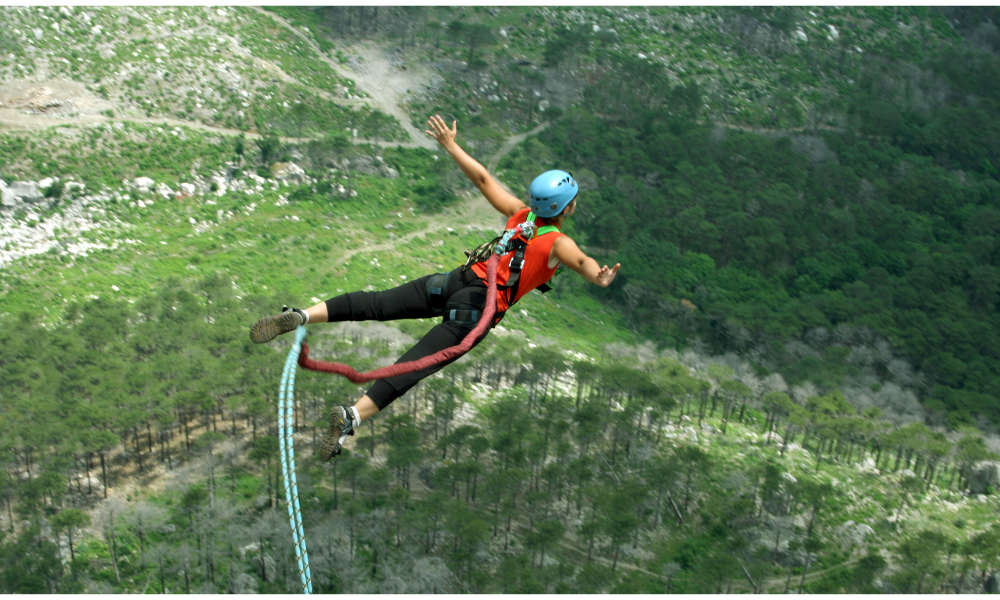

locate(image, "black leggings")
[[324, 267, 495, 409]]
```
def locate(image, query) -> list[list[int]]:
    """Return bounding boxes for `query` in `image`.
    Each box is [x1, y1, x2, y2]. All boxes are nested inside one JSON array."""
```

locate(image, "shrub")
[[43, 179, 65, 199]]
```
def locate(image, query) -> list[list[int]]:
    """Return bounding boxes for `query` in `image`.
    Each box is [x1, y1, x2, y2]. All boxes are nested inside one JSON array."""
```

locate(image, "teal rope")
[[278, 326, 313, 594]]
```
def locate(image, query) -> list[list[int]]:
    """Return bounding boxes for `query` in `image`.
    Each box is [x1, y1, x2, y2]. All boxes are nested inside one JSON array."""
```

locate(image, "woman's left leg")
[[318, 320, 486, 461]]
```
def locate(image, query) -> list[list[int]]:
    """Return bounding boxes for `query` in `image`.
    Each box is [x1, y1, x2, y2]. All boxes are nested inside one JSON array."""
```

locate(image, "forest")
[[1, 277, 998, 593]]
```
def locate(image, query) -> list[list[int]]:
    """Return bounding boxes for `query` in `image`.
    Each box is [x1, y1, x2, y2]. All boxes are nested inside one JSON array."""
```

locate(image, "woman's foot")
[[249, 308, 305, 343], [319, 406, 359, 461]]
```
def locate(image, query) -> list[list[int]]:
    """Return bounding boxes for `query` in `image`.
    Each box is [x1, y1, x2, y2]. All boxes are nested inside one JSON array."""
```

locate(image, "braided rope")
[[297, 253, 500, 382], [278, 327, 313, 594]]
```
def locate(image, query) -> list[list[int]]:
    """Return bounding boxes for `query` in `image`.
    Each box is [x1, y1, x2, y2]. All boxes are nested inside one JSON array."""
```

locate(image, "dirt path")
[[716, 121, 846, 135], [249, 7, 439, 150], [0, 108, 430, 150], [758, 554, 862, 592], [487, 121, 550, 174]]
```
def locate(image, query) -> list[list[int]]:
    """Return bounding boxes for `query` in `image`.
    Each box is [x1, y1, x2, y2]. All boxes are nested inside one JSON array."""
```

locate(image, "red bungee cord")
[[297, 253, 500, 382]]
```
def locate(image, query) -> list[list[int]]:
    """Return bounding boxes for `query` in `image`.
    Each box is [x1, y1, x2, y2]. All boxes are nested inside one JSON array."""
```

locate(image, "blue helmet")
[[528, 170, 578, 218]]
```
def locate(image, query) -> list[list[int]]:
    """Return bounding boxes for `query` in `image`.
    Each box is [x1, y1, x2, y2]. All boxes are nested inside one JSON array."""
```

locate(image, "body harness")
[[424, 211, 560, 326], [277, 213, 557, 594]]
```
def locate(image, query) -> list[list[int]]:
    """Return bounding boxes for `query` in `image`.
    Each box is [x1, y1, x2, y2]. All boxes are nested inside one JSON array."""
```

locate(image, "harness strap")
[[425, 272, 450, 315], [443, 308, 480, 326], [498, 214, 561, 301]]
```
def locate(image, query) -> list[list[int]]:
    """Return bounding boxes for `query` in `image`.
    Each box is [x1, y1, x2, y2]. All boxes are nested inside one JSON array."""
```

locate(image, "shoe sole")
[[319, 407, 348, 462], [250, 311, 300, 344]]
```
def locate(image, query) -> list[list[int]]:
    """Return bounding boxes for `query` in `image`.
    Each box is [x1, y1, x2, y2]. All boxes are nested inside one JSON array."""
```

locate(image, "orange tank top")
[[471, 208, 566, 313]]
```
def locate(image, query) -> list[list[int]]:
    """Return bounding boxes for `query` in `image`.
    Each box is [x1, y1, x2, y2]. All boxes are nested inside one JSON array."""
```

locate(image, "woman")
[[250, 115, 620, 460]]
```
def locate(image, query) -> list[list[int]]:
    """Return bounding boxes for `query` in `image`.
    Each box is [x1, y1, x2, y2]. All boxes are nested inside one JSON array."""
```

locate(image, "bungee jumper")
[[250, 115, 621, 461]]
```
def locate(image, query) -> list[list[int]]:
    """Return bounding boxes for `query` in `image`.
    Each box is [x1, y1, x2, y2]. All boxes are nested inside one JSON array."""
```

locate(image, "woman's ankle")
[[354, 396, 381, 422]]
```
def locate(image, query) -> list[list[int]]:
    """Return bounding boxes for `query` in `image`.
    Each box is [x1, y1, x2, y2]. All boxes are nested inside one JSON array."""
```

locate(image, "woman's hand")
[[425, 114, 457, 148], [596, 263, 621, 288]]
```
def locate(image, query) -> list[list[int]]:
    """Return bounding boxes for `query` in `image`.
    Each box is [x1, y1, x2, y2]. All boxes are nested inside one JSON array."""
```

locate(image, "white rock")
[[133, 177, 155, 191], [38, 177, 54, 190], [637, 52, 647, 59], [8, 181, 43, 203], [155, 183, 173, 198], [211, 176, 228, 196], [857, 457, 879, 474], [969, 461, 1000, 495], [793, 29, 808, 42], [179, 183, 196, 196], [836, 520, 875, 548], [827, 25, 839, 39], [0, 180, 16, 208], [782, 472, 797, 484], [271, 162, 307, 184]]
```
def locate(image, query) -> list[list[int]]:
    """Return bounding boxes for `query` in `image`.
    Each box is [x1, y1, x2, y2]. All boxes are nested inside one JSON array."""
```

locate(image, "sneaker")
[[250, 307, 305, 344], [319, 406, 357, 461]]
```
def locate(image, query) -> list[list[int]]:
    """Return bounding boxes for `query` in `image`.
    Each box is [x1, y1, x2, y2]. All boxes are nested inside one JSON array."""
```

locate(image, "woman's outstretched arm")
[[552, 235, 621, 287], [425, 114, 526, 218]]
